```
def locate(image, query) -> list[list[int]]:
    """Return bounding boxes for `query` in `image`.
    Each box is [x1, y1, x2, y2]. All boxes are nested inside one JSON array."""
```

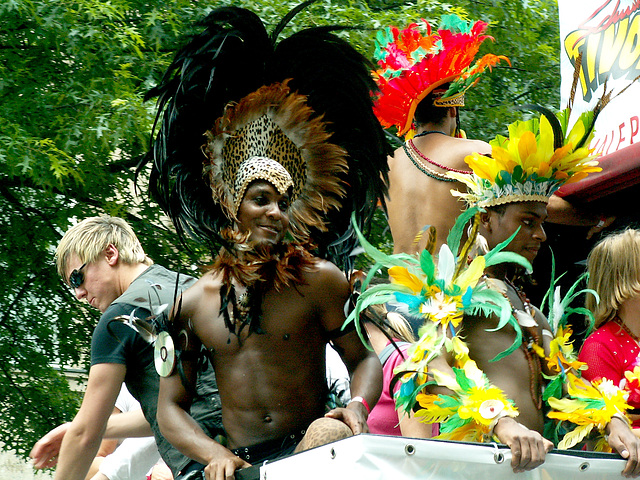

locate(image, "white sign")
[[558, 0, 640, 155]]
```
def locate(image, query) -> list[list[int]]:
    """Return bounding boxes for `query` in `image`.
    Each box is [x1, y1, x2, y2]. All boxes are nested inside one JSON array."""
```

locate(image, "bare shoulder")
[[389, 147, 406, 169], [303, 259, 350, 296], [173, 270, 222, 320], [428, 137, 490, 173], [454, 137, 491, 156]]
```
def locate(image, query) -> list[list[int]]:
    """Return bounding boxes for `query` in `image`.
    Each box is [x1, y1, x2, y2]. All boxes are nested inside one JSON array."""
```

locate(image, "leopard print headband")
[[233, 156, 294, 214]]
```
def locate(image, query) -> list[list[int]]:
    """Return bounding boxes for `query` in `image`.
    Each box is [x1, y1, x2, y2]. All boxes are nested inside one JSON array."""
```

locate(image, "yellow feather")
[[566, 117, 586, 147], [537, 116, 555, 163], [517, 130, 538, 165], [557, 424, 594, 450], [455, 256, 485, 290], [431, 368, 462, 392], [465, 153, 499, 181], [547, 396, 588, 412], [388, 266, 423, 294], [461, 359, 485, 385]]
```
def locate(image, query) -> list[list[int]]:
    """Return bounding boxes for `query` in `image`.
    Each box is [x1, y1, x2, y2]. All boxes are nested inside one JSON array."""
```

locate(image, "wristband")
[[349, 396, 371, 415], [612, 412, 631, 426], [488, 409, 515, 437]]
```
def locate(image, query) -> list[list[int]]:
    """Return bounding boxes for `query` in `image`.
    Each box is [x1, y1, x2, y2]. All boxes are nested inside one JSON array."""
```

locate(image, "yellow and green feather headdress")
[[449, 106, 602, 207], [344, 208, 533, 441], [448, 54, 624, 208]]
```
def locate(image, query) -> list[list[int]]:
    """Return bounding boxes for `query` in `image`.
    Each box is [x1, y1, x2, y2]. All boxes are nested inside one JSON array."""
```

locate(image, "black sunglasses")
[[69, 263, 87, 289]]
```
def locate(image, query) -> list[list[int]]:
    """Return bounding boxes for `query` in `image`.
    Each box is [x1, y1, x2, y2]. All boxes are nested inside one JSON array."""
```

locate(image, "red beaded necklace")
[[406, 137, 472, 175]]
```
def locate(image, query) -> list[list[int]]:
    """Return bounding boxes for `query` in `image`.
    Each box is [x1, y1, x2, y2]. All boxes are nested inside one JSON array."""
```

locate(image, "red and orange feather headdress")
[[373, 14, 509, 136]]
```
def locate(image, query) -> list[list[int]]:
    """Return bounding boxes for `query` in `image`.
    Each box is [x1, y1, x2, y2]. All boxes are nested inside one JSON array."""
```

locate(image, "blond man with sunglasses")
[[30, 216, 223, 480]]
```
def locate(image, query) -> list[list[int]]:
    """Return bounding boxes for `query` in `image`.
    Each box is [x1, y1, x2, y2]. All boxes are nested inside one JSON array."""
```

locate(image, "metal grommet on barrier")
[[579, 462, 590, 472], [404, 444, 416, 456], [490, 442, 505, 464], [330, 447, 336, 459]]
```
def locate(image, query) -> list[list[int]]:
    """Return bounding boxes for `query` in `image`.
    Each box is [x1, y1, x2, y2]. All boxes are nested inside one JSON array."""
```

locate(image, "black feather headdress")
[[140, 3, 390, 272]]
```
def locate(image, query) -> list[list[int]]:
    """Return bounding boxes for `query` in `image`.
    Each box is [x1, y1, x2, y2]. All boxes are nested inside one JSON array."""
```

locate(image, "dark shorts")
[[175, 429, 307, 479], [231, 428, 306, 464]]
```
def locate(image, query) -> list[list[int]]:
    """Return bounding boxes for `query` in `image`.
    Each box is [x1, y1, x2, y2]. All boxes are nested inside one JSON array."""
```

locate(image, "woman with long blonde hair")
[[578, 229, 640, 429]]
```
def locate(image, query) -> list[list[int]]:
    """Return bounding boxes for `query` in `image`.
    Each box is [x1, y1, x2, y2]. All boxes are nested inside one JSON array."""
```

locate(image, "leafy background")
[[0, 0, 560, 458]]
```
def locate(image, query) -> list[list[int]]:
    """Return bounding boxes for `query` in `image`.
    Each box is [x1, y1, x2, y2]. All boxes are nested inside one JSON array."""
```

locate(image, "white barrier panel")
[[259, 434, 626, 480]]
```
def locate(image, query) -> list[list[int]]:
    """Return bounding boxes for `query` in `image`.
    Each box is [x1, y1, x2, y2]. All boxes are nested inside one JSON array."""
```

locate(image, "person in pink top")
[[579, 229, 640, 431], [362, 305, 435, 438]]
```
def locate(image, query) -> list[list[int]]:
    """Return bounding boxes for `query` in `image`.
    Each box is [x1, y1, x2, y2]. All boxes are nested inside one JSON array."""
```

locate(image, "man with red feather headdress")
[[373, 14, 508, 255]]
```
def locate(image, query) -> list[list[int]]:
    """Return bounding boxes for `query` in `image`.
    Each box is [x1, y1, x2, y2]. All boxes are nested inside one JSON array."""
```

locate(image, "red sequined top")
[[578, 320, 640, 427]]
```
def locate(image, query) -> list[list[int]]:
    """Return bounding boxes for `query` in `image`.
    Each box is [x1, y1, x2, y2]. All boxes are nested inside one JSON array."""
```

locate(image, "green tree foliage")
[[0, 0, 559, 458]]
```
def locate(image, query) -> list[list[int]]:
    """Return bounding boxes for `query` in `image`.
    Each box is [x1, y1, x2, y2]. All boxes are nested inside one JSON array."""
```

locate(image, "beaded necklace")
[[414, 130, 447, 138], [402, 143, 456, 182], [406, 130, 472, 176], [406, 138, 472, 175], [485, 275, 543, 410], [504, 277, 543, 410]]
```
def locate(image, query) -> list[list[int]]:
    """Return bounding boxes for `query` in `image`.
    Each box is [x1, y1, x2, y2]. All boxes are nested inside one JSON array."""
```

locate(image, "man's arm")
[[104, 409, 153, 438], [30, 422, 71, 469], [319, 263, 382, 434], [326, 331, 382, 434], [158, 358, 250, 479], [430, 357, 553, 473], [85, 406, 121, 480], [567, 373, 640, 477], [30, 408, 152, 470], [53, 363, 125, 480], [606, 415, 640, 477], [546, 195, 615, 238], [157, 289, 249, 480], [493, 416, 553, 473], [427, 321, 553, 473]]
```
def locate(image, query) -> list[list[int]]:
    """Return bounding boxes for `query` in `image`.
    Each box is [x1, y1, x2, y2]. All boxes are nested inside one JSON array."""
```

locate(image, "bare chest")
[[193, 286, 325, 358]]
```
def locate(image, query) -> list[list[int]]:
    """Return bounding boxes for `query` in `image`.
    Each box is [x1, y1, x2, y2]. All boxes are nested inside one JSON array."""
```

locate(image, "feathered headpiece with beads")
[[141, 3, 390, 271], [449, 104, 603, 207], [372, 14, 509, 136], [203, 81, 348, 245], [446, 53, 637, 208]]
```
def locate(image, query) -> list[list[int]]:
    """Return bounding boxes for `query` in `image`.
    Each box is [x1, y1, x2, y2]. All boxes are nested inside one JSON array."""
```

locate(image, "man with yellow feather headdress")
[[349, 89, 640, 475]]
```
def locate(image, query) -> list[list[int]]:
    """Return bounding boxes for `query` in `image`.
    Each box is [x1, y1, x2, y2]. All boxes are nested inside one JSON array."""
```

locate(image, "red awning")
[[556, 142, 640, 202]]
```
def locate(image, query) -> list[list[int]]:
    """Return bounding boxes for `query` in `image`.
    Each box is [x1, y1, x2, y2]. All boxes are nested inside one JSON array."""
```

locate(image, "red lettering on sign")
[[631, 116, 639, 144], [617, 122, 627, 150], [579, 0, 640, 34]]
